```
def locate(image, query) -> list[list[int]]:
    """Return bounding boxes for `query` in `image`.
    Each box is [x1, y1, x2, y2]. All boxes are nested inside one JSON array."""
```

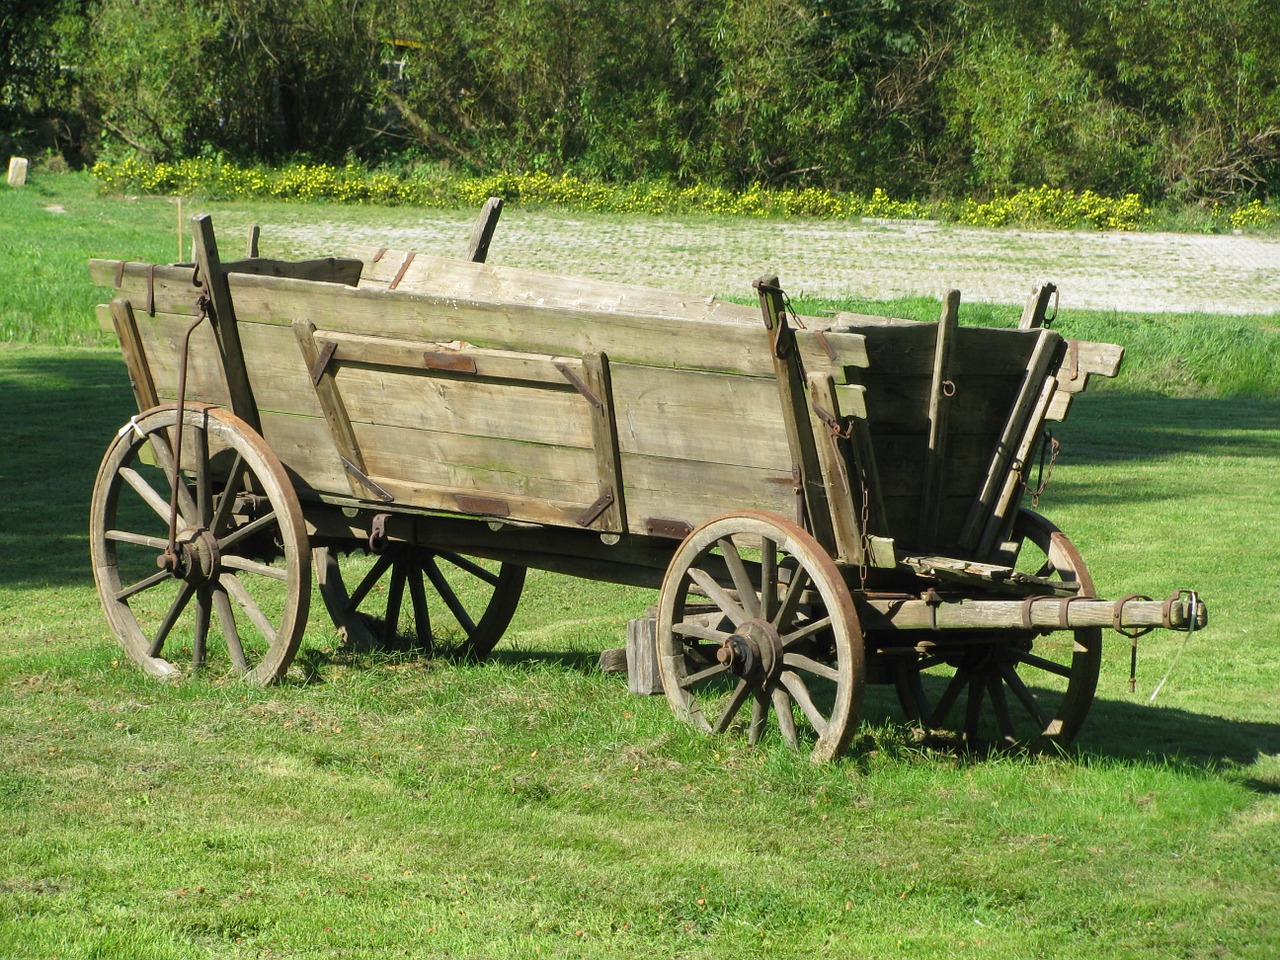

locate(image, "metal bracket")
[[576, 489, 615, 527], [554, 362, 604, 411], [341, 456, 394, 502]]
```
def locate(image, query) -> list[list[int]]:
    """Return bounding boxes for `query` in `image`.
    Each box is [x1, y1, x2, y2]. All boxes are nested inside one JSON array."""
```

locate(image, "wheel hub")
[[716, 619, 783, 680], [156, 526, 220, 585]]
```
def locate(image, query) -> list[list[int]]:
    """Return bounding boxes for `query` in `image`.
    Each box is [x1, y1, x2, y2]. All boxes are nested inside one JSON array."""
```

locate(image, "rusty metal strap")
[[1058, 594, 1097, 629], [371, 247, 388, 263], [554, 362, 603, 411], [1111, 593, 1154, 638], [1161, 589, 1201, 630], [1021, 595, 1055, 630], [389, 252, 415, 290], [146, 263, 156, 317], [576, 489, 615, 527], [811, 399, 852, 439]]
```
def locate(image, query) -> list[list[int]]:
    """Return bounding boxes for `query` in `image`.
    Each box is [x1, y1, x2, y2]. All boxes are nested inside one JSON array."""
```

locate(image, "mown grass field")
[[1, 174, 1278, 959]]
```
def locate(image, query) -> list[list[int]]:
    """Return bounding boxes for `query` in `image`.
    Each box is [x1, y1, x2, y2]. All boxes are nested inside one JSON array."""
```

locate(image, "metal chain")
[[1026, 431, 1060, 509]]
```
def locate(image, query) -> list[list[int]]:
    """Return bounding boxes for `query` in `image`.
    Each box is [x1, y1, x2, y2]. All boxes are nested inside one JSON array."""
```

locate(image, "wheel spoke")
[[717, 537, 760, 619], [772, 567, 812, 630], [209, 452, 248, 536], [678, 660, 730, 689], [222, 573, 278, 643], [347, 553, 395, 611], [772, 685, 799, 748], [217, 510, 279, 553], [383, 563, 407, 646], [988, 674, 1018, 745], [1007, 646, 1073, 679], [928, 665, 970, 727], [782, 652, 840, 683], [687, 567, 748, 627], [211, 586, 249, 674], [423, 556, 477, 635], [780, 670, 829, 737], [106, 529, 168, 550], [220, 555, 288, 581], [192, 587, 212, 671], [119, 466, 176, 525], [194, 426, 212, 527], [999, 660, 1051, 730], [748, 690, 769, 746], [780, 615, 833, 648], [672, 620, 731, 643], [115, 568, 174, 602], [437, 551, 501, 587], [407, 566, 433, 651], [963, 674, 986, 741], [145, 430, 199, 523], [145, 580, 196, 657], [759, 537, 778, 622], [712, 680, 752, 734]]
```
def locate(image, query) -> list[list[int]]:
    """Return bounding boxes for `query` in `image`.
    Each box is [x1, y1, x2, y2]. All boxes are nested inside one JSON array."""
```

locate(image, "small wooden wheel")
[[656, 511, 865, 762], [90, 404, 311, 683], [892, 509, 1102, 748], [314, 545, 525, 659]]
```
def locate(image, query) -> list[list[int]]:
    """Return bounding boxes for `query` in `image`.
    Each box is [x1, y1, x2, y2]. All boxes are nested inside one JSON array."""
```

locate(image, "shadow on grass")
[[0, 348, 138, 589], [859, 683, 1280, 788]]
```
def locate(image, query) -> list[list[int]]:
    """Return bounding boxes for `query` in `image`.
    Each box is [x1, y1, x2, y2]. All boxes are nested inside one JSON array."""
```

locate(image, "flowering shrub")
[[953, 186, 1148, 230], [1229, 199, 1280, 230], [91, 159, 1188, 232]]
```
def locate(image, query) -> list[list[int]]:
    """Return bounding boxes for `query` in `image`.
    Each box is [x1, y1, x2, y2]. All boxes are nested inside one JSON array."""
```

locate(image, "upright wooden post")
[[756, 276, 837, 554], [467, 197, 503, 263], [1019, 282, 1057, 329], [192, 214, 261, 434]]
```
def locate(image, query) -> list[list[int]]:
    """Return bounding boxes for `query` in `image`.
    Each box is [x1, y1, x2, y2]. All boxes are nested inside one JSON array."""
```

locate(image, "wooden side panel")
[[609, 363, 790, 471], [619, 455, 795, 534]]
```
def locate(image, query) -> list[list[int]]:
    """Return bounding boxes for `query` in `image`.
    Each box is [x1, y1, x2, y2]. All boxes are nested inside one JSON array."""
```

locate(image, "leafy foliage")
[[5, 0, 1279, 201]]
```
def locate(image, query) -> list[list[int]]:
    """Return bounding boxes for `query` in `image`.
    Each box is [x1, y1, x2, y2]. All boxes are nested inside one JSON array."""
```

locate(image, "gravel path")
[[269, 210, 1280, 315]]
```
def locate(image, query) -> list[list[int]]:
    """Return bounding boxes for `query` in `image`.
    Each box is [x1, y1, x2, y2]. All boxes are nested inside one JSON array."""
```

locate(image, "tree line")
[[3, 0, 1277, 202]]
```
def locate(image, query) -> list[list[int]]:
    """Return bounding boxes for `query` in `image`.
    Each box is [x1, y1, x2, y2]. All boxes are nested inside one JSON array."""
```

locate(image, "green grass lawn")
[[1, 174, 1278, 959]]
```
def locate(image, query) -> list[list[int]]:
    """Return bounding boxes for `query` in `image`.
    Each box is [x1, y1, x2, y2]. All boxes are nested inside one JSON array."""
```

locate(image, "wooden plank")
[[624, 617, 664, 695], [807, 373, 864, 566], [467, 197, 503, 263], [332, 364, 593, 449], [108, 298, 160, 412], [89, 260, 203, 318], [957, 328, 1063, 552], [1055, 339, 1125, 393], [619, 453, 795, 535], [321, 331, 584, 387], [225, 271, 868, 380], [1018, 282, 1057, 329], [366, 474, 598, 529], [222, 256, 363, 286], [975, 376, 1059, 558], [120, 309, 233, 409], [917, 289, 960, 550], [292, 320, 382, 500], [758, 276, 836, 551], [610, 363, 791, 471], [192, 214, 261, 433]]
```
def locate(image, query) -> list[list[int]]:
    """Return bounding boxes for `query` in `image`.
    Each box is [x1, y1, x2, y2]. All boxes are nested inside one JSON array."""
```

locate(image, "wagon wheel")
[[891, 509, 1102, 749], [89, 404, 311, 683], [656, 511, 865, 762], [314, 545, 525, 659]]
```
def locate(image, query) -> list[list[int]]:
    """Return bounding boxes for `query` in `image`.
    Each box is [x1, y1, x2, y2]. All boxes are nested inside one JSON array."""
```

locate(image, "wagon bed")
[[87, 212, 1206, 759]]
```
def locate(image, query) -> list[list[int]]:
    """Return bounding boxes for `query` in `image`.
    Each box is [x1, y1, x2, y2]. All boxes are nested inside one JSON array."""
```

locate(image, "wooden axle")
[[856, 593, 1207, 634]]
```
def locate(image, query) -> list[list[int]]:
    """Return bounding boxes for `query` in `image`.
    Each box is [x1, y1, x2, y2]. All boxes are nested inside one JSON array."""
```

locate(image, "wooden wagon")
[[87, 210, 1206, 760]]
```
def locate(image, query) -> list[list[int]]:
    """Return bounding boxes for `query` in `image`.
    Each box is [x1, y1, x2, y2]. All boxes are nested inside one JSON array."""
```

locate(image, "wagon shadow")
[[0, 350, 138, 589], [859, 684, 1280, 788]]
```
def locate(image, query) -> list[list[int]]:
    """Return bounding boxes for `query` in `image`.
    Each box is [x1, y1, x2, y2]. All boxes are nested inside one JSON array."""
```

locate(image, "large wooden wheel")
[[656, 511, 865, 762], [891, 509, 1102, 748], [89, 404, 311, 683], [314, 544, 525, 659]]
